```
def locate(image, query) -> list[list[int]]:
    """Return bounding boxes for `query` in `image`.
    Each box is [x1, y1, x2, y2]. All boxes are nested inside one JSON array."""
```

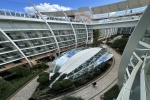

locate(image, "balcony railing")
[[3, 55, 21, 62], [17, 43, 30, 48], [26, 34, 39, 38], [0, 37, 6, 41], [9, 35, 25, 40], [0, 46, 14, 53], [32, 42, 43, 46], [24, 51, 36, 56]]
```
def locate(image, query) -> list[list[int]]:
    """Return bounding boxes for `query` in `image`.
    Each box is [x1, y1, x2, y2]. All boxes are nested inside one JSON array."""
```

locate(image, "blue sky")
[[1, 0, 124, 13]]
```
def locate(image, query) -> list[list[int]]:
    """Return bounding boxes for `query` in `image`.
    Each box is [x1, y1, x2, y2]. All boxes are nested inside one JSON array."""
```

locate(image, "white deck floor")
[[59, 48, 102, 74]]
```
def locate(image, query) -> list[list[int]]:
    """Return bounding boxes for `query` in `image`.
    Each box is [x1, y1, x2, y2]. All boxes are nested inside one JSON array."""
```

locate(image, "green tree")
[[0, 78, 14, 100], [37, 75, 49, 84], [93, 30, 100, 47], [34, 62, 48, 69], [93, 68, 102, 76], [0, 78, 14, 93], [104, 85, 120, 100], [39, 72, 49, 77], [61, 79, 73, 89], [111, 38, 128, 53], [61, 96, 84, 100], [51, 81, 62, 92], [37, 72, 49, 84], [76, 78, 87, 85], [8, 66, 30, 77], [122, 34, 130, 38]]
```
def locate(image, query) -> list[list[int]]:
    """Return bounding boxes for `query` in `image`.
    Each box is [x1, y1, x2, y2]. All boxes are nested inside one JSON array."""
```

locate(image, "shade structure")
[[58, 48, 102, 74], [40, 0, 150, 16]]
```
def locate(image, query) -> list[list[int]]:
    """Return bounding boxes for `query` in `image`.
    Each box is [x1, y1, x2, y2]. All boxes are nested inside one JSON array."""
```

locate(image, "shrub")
[[93, 69, 102, 76], [77, 78, 87, 85], [104, 85, 120, 100], [109, 34, 118, 39], [39, 72, 49, 77], [61, 96, 84, 100], [0, 69, 41, 100], [51, 81, 62, 92], [86, 74, 93, 79], [29, 98, 36, 100], [111, 38, 128, 53], [61, 79, 73, 89], [37, 72, 49, 84], [0, 78, 14, 94], [0, 78, 14, 100], [8, 66, 30, 77], [3, 73, 18, 81], [34, 62, 48, 69], [122, 34, 130, 38]]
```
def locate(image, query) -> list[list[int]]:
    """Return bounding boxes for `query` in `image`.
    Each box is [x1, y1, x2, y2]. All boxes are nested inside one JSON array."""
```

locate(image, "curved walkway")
[[8, 62, 52, 100], [9, 77, 39, 100], [51, 48, 121, 100], [8, 48, 121, 100]]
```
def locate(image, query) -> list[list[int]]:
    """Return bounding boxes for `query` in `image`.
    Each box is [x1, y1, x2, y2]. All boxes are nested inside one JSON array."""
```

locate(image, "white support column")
[[109, 28, 111, 37], [140, 53, 147, 100], [116, 28, 118, 34], [114, 28, 116, 34], [0, 28, 32, 67], [110, 28, 112, 36], [29, 1, 60, 56], [129, 27, 133, 34], [101, 29, 104, 38], [120, 28, 123, 34], [108, 5, 111, 18], [111, 28, 113, 36], [61, 10, 77, 48], [125, 0, 129, 15], [110, 28, 113, 36], [109, 28, 110, 37], [84, 23, 89, 45], [104, 29, 106, 38], [114, 28, 116, 35], [77, 14, 89, 45], [105, 29, 107, 38], [113, 28, 115, 35], [107, 29, 110, 37]]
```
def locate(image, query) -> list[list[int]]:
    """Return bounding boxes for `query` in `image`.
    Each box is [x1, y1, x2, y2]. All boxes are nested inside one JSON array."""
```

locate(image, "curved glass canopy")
[[52, 47, 88, 72], [67, 48, 113, 80], [51, 47, 113, 80]]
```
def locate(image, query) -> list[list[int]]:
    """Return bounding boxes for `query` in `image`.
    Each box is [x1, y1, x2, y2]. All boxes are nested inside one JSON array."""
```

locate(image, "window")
[[28, 56, 35, 60], [13, 60, 22, 64], [0, 65, 5, 69]]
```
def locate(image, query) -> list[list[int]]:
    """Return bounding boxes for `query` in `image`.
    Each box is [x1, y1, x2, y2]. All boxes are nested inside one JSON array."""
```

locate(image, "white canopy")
[[40, 0, 150, 16], [58, 48, 102, 74]]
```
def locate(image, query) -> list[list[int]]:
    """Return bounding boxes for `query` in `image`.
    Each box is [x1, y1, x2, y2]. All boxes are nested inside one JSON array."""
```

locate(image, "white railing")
[[117, 52, 143, 100]]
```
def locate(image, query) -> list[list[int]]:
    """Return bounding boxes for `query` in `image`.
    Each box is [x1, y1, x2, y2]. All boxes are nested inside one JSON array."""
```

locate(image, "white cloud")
[[24, 3, 71, 13]]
